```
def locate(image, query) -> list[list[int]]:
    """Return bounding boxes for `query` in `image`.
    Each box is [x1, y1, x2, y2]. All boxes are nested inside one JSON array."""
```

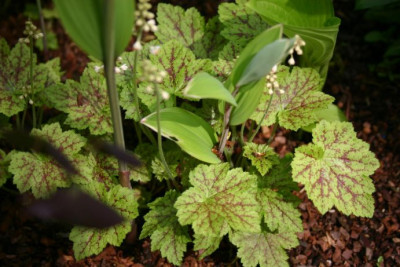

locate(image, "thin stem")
[[103, 0, 131, 188], [141, 124, 157, 145], [133, 121, 142, 144], [31, 105, 36, 129], [267, 123, 278, 145], [36, 0, 48, 59], [131, 31, 143, 119], [37, 106, 44, 128], [239, 123, 245, 146], [15, 114, 21, 129], [248, 93, 274, 143], [155, 84, 174, 180]]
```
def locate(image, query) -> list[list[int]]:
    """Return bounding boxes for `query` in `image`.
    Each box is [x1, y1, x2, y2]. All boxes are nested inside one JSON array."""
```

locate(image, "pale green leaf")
[[257, 188, 302, 233], [53, 0, 134, 61], [193, 234, 223, 259], [140, 190, 190, 265], [70, 184, 139, 260], [243, 143, 279, 176], [292, 120, 380, 217], [47, 67, 112, 135], [251, 66, 334, 130], [156, 4, 205, 48], [175, 163, 260, 236], [219, 0, 268, 47], [141, 107, 220, 164], [183, 72, 237, 106], [193, 16, 227, 59], [0, 38, 10, 62], [230, 230, 299, 267], [8, 123, 93, 198]]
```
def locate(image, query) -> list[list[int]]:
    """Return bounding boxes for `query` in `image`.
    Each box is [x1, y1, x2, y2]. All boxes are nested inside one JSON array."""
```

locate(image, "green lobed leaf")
[[183, 72, 237, 106], [247, 0, 341, 80], [0, 149, 13, 187], [230, 230, 299, 267], [243, 143, 279, 176], [175, 163, 261, 236], [251, 66, 334, 130], [193, 234, 223, 259], [140, 190, 190, 265], [291, 120, 380, 217], [8, 123, 93, 198], [257, 188, 302, 234], [0, 38, 10, 62], [70, 184, 139, 260], [218, 0, 268, 47], [156, 4, 205, 49], [47, 67, 112, 135], [53, 0, 134, 61], [141, 107, 220, 164]]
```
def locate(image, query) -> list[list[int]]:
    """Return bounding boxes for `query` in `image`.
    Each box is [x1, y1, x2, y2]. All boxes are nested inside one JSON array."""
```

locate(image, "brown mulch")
[[1, 0, 399, 266]]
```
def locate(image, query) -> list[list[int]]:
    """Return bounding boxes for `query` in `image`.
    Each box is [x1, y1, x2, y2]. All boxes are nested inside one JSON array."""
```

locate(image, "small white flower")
[[115, 67, 121, 74], [94, 65, 103, 73], [279, 89, 285, 94], [145, 85, 153, 93], [159, 70, 168, 78], [149, 45, 161, 55], [161, 90, 170, 100], [29, 99, 34, 105], [271, 65, 278, 73], [19, 95, 24, 100], [143, 24, 150, 32], [120, 64, 128, 71], [268, 88, 274, 95], [133, 41, 142, 50], [288, 56, 295, 65]]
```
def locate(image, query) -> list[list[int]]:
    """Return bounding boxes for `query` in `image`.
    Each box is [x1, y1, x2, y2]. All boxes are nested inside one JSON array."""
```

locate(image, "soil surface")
[[0, 1, 399, 266]]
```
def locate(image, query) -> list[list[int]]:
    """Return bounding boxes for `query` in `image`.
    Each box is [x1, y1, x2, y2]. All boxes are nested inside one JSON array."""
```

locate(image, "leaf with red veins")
[[47, 67, 112, 135], [292, 120, 380, 217], [70, 184, 139, 260], [251, 66, 334, 130], [256, 188, 302, 234], [175, 163, 260, 237], [8, 123, 93, 198], [230, 230, 299, 267]]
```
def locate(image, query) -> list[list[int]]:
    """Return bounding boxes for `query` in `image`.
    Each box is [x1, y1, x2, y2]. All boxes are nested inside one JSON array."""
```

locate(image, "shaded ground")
[[0, 0, 399, 266]]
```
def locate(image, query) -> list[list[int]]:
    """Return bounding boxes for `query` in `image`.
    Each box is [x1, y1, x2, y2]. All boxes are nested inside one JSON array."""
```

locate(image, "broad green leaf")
[[243, 143, 279, 176], [175, 163, 260, 236], [183, 72, 237, 106], [302, 103, 347, 132], [70, 184, 139, 260], [247, 0, 341, 80], [236, 37, 296, 87], [193, 16, 227, 59], [0, 38, 10, 62], [230, 77, 265, 126], [292, 120, 380, 217], [219, 0, 268, 47], [257, 188, 302, 234], [140, 190, 190, 266], [151, 155, 178, 181], [47, 67, 112, 135], [230, 24, 283, 86], [251, 66, 334, 130], [141, 107, 220, 164], [156, 4, 205, 49], [181, 100, 223, 134], [53, 0, 134, 61], [230, 230, 299, 267], [92, 152, 119, 190], [193, 234, 223, 259], [0, 149, 12, 187], [8, 123, 94, 198]]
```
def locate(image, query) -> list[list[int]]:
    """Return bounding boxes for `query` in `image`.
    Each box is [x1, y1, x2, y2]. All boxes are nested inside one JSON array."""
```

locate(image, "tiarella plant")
[[0, 0, 380, 266]]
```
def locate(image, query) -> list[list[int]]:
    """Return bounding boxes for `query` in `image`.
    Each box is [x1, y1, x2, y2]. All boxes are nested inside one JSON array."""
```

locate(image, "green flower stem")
[[248, 93, 274, 143], [103, 0, 131, 188], [239, 123, 245, 146], [155, 84, 174, 180], [132, 29, 143, 119], [15, 114, 21, 129], [36, 0, 48, 59], [267, 123, 278, 145], [29, 34, 36, 129]]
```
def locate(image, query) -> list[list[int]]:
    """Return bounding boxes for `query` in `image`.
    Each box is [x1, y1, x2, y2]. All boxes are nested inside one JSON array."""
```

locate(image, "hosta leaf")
[[8, 123, 93, 198], [193, 16, 227, 59], [141, 190, 190, 266], [257, 188, 302, 233], [219, 0, 268, 47], [251, 66, 334, 130], [70, 184, 139, 260], [243, 143, 279, 176], [292, 120, 380, 217], [193, 234, 223, 259], [230, 230, 299, 267], [156, 4, 205, 49], [141, 107, 220, 164], [175, 163, 260, 236], [47, 67, 112, 135], [183, 72, 237, 106]]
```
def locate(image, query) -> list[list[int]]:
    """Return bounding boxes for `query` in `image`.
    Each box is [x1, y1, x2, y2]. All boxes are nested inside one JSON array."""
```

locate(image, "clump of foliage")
[[0, 0, 379, 266]]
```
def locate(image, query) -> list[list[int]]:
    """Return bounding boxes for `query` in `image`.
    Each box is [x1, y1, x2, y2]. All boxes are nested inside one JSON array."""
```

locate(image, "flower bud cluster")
[[133, 0, 158, 51], [266, 65, 284, 95], [17, 85, 34, 105], [142, 60, 169, 100], [93, 57, 129, 74], [19, 21, 43, 44], [287, 35, 306, 66]]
